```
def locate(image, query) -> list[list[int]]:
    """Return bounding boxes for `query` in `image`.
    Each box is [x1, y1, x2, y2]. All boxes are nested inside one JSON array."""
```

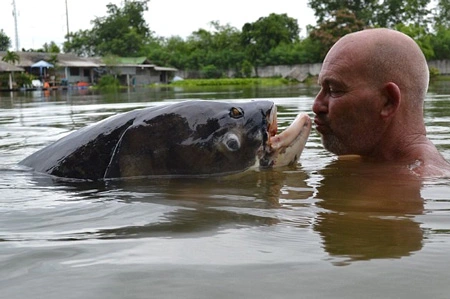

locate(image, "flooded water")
[[1, 84, 450, 299]]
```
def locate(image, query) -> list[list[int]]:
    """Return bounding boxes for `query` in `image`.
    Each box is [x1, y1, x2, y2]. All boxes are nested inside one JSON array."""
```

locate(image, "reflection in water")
[[27, 168, 313, 241], [312, 157, 424, 265]]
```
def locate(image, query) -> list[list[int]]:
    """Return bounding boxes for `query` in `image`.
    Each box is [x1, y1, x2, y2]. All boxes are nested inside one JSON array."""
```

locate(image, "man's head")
[[312, 28, 429, 158]]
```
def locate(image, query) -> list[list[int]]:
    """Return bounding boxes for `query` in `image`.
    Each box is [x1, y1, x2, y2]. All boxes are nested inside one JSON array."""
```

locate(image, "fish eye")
[[229, 107, 244, 119]]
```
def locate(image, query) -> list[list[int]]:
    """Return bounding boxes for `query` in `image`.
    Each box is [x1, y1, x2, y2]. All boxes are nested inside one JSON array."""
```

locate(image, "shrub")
[[201, 65, 223, 79], [429, 67, 440, 79], [98, 74, 120, 91]]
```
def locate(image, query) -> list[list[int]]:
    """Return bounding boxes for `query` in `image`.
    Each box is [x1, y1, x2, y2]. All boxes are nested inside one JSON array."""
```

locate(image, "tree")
[[64, 29, 96, 56], [241, 13, 300, 75], [375, 0, 431, 28], [307, 0, 431, 28], [434, 0, 450, 27], [186, 21, 244, 74], [308, 0, 378, 26], [0, 29, 11, 51], [1, 50, 20, 64], [2, 50, 20, 89], [430, 26, 450, 60], [309, 9, 365, 60], [145, 36, 189, 69], [395, 23, 434, 59], [42, 41, 61, 53], [64, 0, 151, 56]]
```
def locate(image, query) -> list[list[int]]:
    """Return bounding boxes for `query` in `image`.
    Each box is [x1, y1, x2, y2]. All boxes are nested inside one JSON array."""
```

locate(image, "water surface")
[[1, 84, 450, 299]]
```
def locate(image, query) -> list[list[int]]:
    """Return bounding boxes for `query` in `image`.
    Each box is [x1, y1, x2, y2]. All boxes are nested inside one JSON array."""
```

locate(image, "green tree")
[[1, 50, 20, 64], [42, 41, 61, 53], [395, 23, 434, 59], [64, 29, 96, 56], [307, 0, 431, 28], [309, 9, 365, 60], [308, 0, 378, 26], [241, 13, 300, 75], [1, 50, 20, 88], [0, 29, 11, 51], [434, 0, 450, 27], [64, 0, 151, 56], [375, 0, 431, 28], [147, 36, 189, 68], [145, 21, 246, 77], [186, 21, 244, 74], [430, 26, 450, 59]]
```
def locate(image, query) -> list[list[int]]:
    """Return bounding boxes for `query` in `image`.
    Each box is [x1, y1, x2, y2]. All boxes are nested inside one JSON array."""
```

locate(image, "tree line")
[[1, 0, 450, 78]]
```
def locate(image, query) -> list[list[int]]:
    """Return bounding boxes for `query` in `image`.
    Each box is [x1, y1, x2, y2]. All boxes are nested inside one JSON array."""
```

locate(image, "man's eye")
[[329, 87, 343, 97]]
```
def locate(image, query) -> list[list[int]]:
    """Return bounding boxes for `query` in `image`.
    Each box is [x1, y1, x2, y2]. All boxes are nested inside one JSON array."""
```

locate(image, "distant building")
[[0, 52, 178, 88], [0, 60, 25, 90], [106, 57, 177, 86]]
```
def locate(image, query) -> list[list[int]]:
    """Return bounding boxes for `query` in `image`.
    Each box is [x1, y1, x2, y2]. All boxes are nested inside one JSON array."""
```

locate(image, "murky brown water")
[[1, 84, 450, 299]]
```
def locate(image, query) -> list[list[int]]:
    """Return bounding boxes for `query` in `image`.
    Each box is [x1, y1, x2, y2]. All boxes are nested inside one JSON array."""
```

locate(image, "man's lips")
[[314, 117, 329, 134]]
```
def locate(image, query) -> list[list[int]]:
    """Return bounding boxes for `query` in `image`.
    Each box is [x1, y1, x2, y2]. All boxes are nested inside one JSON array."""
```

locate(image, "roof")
[[0, 52, 102, 68], [115, 57, 151, 65], [154, 66, 178, 71], [115, 64, 155, 68], [0, 52, 176, 71], [0, 61, 24, 72], [59, 60, 101, 67]]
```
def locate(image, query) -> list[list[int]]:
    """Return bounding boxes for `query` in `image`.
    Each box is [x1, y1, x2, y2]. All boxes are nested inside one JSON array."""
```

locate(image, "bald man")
[[312, 28, 450, 177]]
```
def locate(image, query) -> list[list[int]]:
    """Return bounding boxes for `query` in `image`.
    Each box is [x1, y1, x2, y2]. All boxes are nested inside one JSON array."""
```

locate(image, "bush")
[[241, 60, 253, 78], [429, 67, 440, 79], [16, 72, 33, 87], [0, 73, 9, 89], [98, 74, 120, 91], [201, 65, 223, 79]]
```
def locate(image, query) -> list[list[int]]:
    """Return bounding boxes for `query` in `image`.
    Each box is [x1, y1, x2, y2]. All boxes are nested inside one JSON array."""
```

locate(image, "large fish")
[[20, 100, 311, 180]]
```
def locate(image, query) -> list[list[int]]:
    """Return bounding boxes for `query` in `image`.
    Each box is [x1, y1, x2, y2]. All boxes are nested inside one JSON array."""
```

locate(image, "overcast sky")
[[0, 0, 316, 51]]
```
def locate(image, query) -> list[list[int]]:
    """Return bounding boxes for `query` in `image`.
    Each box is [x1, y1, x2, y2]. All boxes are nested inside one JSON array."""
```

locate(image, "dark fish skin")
[[19, 100, 275, 180]]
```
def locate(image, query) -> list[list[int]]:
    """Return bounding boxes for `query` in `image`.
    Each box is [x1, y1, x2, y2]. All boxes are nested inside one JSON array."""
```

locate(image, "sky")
[[0, 0, 317, 51]]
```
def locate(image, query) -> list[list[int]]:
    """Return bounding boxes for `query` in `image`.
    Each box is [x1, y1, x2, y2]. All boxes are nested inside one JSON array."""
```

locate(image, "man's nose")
[[312, 89, 328, 115]]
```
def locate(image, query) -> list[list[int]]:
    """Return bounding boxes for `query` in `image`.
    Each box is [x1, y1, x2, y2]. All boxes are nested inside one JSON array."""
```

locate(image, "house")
[[0, 60, 25, 90], [0, 52, 177, 88], [106, 57, 177, 86], [0, 52, 101, 86]]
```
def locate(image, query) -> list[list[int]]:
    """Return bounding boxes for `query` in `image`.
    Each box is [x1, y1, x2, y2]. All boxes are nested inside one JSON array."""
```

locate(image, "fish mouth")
[[261, 107, 311, 167]]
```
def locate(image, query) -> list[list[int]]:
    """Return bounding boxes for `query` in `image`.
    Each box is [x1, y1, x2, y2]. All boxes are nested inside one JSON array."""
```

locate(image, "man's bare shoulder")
[[409, 145, 450, 178]]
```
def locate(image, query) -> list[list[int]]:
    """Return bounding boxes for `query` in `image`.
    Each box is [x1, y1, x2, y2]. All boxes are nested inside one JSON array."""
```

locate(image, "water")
[[1, 84, 450, 299]]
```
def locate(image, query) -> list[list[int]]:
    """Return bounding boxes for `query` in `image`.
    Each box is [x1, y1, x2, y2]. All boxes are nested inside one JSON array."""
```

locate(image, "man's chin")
[[322, 136, 349, 155]]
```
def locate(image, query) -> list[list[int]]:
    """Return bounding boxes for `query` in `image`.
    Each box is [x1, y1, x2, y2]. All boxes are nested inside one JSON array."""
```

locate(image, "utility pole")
[[65, 0, 70, 42], [12, 0, 19, 51]]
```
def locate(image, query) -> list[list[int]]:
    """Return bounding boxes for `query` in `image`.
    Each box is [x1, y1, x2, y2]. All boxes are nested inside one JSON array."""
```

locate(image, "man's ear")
[[381, 82, 401, 118]]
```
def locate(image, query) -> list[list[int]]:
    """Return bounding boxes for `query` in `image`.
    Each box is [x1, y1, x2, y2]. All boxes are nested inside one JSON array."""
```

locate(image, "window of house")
[[70, 68, 80, 76]]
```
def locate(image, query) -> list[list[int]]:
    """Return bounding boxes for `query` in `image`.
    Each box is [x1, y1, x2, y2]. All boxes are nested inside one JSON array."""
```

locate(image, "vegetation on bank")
[[169, 78, 293, 87], [61, 0, 450, 79], [1, 0, 450, 80], [0, 72, 33, 90], [97, 74, 121, 92]]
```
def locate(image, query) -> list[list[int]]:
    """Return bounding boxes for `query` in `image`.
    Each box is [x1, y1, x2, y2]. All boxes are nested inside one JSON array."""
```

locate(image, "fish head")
[[111, 100, 311, 178]]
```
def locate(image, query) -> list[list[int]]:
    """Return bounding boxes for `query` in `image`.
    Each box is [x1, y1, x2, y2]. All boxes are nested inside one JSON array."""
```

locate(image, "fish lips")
[[260, 112, 312, 168]]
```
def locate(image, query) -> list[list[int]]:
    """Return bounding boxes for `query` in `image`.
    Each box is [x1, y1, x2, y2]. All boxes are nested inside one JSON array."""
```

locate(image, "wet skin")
[[20, 100, 311, 180]]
